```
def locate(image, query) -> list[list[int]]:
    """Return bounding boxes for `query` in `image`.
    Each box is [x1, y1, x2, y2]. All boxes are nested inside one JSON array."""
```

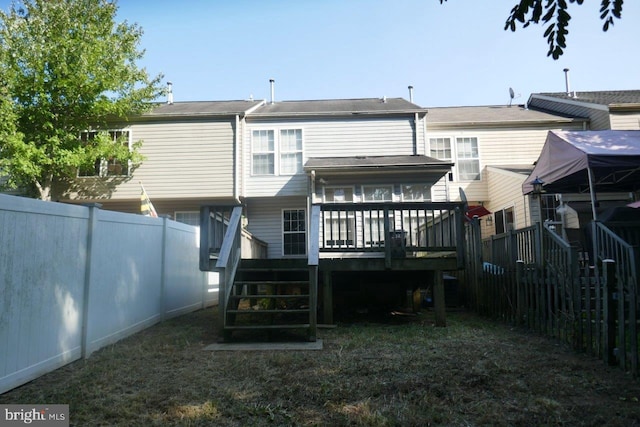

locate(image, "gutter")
[[235, 100, 267, 203]]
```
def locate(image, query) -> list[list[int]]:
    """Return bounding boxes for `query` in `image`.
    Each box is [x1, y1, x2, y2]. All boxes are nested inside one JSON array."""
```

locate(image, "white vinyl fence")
[[0, 194, 216, 394]]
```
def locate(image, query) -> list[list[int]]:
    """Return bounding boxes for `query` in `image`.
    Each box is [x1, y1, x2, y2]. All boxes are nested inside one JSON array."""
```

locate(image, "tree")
[[0, 0, 164, 200], [440, 0, 625, 59]]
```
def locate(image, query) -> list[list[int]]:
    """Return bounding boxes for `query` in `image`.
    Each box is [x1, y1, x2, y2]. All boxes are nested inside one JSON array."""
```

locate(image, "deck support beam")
[[434, 270, 446, 327], [323, 269, 334, 325]]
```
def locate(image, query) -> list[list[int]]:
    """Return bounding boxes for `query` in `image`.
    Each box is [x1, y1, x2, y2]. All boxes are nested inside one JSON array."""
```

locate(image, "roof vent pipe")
[[563, 68, 571, 96], [269, 78, 275, 104], [166, 81, 173, 105], [408, 85, 414, 103]]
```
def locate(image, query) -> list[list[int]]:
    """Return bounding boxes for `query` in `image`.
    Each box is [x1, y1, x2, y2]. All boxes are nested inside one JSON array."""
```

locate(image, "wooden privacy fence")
[[463, 217, 640, 377], [0, 194, 214, 394]]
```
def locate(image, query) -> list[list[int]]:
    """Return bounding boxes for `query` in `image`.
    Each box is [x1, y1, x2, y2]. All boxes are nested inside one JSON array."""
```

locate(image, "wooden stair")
[[221, 259, 316, 342]]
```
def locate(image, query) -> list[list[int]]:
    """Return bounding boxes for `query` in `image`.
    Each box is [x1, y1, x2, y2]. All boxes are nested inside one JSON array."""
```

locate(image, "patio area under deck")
[[311, 201, 466, 326]]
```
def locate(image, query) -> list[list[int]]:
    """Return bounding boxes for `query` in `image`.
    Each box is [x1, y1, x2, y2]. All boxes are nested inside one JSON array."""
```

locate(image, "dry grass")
[[2, 308, 640, 426]]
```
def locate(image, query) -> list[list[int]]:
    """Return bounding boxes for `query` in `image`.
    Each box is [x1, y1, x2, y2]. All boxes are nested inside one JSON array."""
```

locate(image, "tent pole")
[[587, 166, 598, 221]]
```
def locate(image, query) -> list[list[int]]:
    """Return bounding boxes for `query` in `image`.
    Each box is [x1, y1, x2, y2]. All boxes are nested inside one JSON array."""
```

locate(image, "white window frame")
[[251, 128, 304, 176], [401, 184, 432, 202], [429, 137, 452, 161], [282, 208, 307, 257], [78, 129, 132, 178], [428, 135, 481, 182], [323, 186, 355, 203], [362, 185, 393, 202], [251, 129, 275, 175], [455, 136, 481, 181], [279, 129, 303, 175]]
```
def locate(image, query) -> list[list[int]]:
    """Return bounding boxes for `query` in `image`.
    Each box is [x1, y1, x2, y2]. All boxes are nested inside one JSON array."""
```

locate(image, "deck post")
[[516, 260, 525, 325], [323, 269, 333, 325], [309, 265, 318, 342], [434, 270, 446, 327]]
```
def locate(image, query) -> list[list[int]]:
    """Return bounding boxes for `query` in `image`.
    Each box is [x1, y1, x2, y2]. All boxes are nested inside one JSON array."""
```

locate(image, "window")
[[324, 213, 356, 247], [324, 187, 354, 203], [78, 130, 130, 177], [364, 211, 386, 246], [279, 129, 303, 174], [429, 137, 452, 161], [252, 128, 303, 176], [283, 209, 306, 256], [252, 130, 275, 175], [429, 136, 481, 181], [402, 184, 431, 201], [362, 185, 393, 202], [494, 206, 515, 234], [456, 137, 480, 181]]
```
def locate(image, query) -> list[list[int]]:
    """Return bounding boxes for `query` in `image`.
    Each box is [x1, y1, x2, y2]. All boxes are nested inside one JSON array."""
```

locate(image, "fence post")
[[160, 216, 169, 321], [516, 260, 524, 325], [81, 203, 101, 359], [603, 259, 617, 366]]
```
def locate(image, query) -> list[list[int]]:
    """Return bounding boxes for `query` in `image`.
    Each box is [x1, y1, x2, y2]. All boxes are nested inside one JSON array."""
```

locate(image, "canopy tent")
[[523, 130, 640, 195]]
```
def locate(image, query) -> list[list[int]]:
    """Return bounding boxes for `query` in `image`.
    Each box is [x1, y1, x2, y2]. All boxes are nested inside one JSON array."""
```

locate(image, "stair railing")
[[215, 206, 243, 332], [308, 205, 320, 341]]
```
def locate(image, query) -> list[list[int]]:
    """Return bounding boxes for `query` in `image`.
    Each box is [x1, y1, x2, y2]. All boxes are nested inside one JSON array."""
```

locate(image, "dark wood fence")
[[462, 218, 640, 377]]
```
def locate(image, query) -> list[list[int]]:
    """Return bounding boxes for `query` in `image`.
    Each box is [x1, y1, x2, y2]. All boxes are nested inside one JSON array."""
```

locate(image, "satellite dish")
[[508, 87, 515, 106]]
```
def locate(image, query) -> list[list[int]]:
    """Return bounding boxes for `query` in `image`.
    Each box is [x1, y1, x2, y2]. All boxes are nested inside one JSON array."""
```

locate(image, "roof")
[[143, 100, 265, 117], [304, 155, 452, 170], [425, 105, 582, 125], [532, 90, 640, 107], [523, 130, 640, 195], [251, 98, 426, 117], [487, 164, 535, 175]]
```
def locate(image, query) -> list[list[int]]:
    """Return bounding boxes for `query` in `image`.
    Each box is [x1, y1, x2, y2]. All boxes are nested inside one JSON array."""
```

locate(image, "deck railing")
[[316, 201, 465, 262]]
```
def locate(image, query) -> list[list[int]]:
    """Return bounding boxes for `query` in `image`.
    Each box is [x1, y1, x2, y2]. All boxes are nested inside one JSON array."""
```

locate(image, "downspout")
[[234, 114, 241, 204], [413, 113, 419, 156]]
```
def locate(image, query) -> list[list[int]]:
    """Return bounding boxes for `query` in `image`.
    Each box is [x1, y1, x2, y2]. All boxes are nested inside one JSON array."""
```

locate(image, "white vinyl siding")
[[244, 197, 308, 258], [244, 117, 415, 197], [428, 123, 585, 203], [484, 166, 531, 238], [66, 120, 237, 200], [610, 112, 640, 130]]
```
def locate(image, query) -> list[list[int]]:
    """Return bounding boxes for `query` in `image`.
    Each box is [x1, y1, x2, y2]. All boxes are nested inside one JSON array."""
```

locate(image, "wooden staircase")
[[220, 259, 317, 342]]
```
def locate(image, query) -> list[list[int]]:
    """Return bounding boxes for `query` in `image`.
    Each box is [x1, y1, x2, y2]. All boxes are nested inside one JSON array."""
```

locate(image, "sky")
[[2, 0, 639, 107]]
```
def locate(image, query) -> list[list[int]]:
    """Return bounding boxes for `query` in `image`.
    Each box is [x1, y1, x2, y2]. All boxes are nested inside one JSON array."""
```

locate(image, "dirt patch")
[[2, 308, 640, 426]]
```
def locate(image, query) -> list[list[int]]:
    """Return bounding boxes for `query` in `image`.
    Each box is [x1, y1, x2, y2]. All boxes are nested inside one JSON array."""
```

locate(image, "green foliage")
[[0, 0, 164, 199], [440, 0, 625, 60]]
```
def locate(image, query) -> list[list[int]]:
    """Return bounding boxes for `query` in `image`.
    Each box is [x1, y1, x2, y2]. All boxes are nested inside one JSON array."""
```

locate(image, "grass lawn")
[[2, 307, 640, 426]]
